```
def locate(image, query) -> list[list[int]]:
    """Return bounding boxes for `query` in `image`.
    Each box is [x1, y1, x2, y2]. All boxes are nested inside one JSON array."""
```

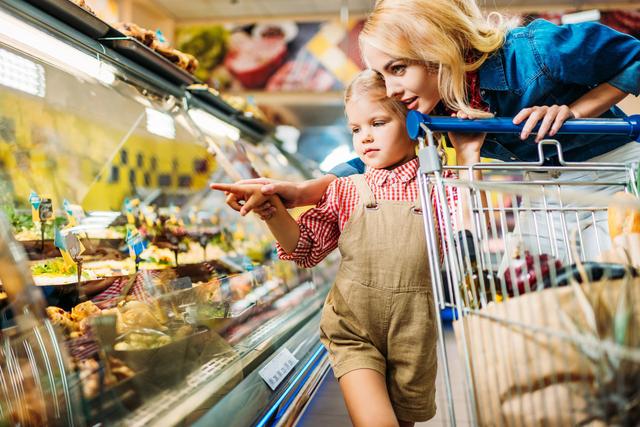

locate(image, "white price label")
[[258, 348, 299, 391]]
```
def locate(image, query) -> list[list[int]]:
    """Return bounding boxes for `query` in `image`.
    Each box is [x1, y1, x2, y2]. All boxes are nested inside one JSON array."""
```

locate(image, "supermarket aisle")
[[299, 324, 471, 427]]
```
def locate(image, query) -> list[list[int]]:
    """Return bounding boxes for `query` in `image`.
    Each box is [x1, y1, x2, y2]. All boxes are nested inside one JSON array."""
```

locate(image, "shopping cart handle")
[[406, 111, 640, 141]]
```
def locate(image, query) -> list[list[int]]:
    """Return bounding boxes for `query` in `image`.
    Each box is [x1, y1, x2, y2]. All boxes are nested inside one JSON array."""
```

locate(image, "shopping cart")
[[408, 112, 640, 426]]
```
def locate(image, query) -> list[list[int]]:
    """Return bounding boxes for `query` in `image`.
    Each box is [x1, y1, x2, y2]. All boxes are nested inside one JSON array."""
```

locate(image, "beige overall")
[[319, 174, 438, 422]]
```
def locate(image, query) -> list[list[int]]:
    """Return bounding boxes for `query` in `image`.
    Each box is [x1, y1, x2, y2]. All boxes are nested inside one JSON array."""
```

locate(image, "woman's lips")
[[402, 96, 418, 110], [406, 98, 418, 110]]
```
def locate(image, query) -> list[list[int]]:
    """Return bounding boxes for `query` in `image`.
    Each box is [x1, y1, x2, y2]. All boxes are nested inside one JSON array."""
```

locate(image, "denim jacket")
[[330, 19, 640, 177]]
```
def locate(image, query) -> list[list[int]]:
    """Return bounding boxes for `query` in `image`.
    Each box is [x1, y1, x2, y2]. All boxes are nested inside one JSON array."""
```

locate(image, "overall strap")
[[350, 174, 377, 208]]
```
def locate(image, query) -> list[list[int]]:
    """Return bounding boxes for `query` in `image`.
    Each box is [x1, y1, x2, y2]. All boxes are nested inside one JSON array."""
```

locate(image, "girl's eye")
[[373, 121, 386, 127], [351, 128, 360, 134], [390, 64, 406, 75]]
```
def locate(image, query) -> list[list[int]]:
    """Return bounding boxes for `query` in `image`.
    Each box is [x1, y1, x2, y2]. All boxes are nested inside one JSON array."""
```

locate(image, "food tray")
[[24, 0, 123, 39], [40, 275, 130, 311], [187, 86, 237, 116], [113, 328, 231, 387], [20, 238, 124, 261], [100, 37, 196, 86]]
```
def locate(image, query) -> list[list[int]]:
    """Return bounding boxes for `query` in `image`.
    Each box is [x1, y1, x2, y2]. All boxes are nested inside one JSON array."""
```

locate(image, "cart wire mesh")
[[412, 115, 640, 426]]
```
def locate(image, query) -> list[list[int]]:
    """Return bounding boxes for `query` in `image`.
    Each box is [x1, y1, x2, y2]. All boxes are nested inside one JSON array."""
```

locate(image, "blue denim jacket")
[[330, 19, 640, 177]]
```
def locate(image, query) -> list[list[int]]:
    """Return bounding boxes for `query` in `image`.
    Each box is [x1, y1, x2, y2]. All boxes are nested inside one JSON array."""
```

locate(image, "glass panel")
[[0, 9, 331, 426]]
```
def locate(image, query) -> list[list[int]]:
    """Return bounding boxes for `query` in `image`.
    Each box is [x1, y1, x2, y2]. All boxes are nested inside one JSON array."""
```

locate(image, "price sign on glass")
[[258, 348, 299, 391]]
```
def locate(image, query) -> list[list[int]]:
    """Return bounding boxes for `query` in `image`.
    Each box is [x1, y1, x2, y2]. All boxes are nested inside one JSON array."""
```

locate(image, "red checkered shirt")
[[277, 158, 458, 268]]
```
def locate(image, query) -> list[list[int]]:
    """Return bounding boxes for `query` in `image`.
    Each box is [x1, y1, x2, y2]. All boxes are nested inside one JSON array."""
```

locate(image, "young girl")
[[213, 70, 479, 426]]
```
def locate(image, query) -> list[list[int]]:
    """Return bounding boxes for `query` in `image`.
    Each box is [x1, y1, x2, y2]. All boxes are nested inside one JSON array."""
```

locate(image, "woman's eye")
[[390, 64, 406, 75]]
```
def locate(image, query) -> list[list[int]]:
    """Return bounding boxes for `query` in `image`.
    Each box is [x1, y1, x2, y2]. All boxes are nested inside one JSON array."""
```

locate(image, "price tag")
[[63, 232, 84, 259], [258, 348, 298, 391], [29, 191, 41, 222], [38, 198, 53, 222]]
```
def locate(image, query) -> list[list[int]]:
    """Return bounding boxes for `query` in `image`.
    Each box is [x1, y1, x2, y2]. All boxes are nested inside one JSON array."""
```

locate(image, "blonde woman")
[[230, 0, 639, 257]]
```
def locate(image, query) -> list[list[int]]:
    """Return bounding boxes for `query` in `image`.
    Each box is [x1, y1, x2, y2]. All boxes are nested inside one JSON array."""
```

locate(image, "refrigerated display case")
[[0, 1, 336, 425]]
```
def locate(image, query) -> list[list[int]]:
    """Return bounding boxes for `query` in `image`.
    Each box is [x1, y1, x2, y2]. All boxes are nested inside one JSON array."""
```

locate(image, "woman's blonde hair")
[[344, 69, 407, 120], [360, 0, 509, 118]]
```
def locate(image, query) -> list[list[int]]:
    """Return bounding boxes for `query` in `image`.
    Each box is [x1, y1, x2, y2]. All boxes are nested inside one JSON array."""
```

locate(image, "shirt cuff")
[[608, 62, 640, 96], [276, 227, 314, 263]]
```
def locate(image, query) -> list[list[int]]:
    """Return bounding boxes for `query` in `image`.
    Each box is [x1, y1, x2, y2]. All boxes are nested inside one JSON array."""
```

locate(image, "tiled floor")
[[299, 324, 472, 426]]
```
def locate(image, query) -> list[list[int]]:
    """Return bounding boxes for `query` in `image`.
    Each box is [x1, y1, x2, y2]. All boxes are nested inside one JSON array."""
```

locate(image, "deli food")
[[113, 22, 199, 73]]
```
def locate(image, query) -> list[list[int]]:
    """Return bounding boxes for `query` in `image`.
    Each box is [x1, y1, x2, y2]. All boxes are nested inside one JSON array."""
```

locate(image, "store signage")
[[258, 348, 299, 391]]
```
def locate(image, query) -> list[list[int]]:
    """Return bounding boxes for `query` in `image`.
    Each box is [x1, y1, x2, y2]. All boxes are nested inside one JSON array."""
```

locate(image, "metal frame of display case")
[[0, 1, 333, 425]]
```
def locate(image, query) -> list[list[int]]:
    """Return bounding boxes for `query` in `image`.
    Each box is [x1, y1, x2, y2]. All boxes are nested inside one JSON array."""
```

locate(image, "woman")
[[228, 0, 640, 252]]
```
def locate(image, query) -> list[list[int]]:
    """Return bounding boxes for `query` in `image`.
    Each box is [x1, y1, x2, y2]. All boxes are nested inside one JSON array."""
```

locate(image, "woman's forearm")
[[265, 196, 301, 254], [569, 83, 628, 118]]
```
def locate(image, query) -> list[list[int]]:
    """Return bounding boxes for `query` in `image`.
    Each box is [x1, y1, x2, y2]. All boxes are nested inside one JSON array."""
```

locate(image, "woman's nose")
[[386, 80, 402, 99]]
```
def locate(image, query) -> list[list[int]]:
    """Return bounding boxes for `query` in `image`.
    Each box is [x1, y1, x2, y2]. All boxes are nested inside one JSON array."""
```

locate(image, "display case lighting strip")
[[0, 9, 115, 86], [0, 48, 45, 97], [189, 108, 241, 142]]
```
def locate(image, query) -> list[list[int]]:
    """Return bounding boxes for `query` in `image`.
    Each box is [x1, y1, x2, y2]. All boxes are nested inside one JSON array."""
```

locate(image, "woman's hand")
[[513, 105, 575, 142], [449, 111, 485, 164]]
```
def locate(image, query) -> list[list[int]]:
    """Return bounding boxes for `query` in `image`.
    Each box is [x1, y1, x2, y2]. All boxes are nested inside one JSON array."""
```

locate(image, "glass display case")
[[0, 1, 336, 425]]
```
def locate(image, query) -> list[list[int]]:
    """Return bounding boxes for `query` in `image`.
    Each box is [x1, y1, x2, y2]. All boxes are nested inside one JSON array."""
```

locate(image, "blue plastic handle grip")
[[406, 110, 640, 142]]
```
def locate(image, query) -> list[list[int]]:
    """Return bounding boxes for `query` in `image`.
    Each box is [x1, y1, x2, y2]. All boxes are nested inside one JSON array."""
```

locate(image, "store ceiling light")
[[561, 9, 601, 24], [0, 48, 45, 97], [189, 109, 241, 142], [0, 9, 115, 86], [146, 108, 176, 139]]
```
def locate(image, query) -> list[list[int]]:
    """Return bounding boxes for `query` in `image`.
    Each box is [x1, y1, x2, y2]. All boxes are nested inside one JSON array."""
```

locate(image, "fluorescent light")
[[0, 48, 45, 97], [561, 9, 601, 24], [146, 108, 176, 139], [0, 9, 115, 85], [319, 145, 356, 172], [189, 108, 241, 142]]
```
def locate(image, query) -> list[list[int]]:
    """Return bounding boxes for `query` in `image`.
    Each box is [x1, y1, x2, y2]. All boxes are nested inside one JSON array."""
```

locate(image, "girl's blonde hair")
[[360, 0, 509, 118], [344, 69, 407, 120]]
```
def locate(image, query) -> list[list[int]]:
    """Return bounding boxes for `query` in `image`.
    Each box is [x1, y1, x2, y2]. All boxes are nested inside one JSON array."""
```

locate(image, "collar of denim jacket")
[[478, 51, 509, 92]]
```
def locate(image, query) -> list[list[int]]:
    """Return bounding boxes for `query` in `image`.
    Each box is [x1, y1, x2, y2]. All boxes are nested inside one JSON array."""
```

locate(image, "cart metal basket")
[[409, 113, 640, 426]]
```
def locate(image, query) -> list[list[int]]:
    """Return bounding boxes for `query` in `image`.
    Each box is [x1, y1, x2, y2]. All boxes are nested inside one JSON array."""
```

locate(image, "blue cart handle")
[[406, 111, 640, 142]]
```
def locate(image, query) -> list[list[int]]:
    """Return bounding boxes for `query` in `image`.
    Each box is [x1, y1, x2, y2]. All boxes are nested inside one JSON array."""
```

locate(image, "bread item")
[[113, 22, 199, 73], [114, 22, 156, 47], [46, 306, 79, 333], [71, 300, 101, 322], [69, 0, 95, 15], [608, 192, 640, 240]]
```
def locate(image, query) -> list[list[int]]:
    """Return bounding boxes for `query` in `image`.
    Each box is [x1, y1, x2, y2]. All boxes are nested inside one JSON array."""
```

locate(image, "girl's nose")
[[363, 133, 374, 143]]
